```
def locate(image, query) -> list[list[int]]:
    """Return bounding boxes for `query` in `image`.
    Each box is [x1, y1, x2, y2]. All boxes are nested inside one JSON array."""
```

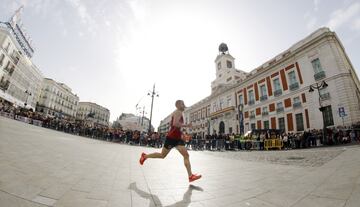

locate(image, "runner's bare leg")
[[145, 147, 170, 159], [176, 145, 192, 177]]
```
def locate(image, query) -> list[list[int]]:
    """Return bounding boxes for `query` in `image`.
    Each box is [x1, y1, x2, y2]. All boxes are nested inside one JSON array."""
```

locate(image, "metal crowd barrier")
[[0, 111, 14, 119], [14, 115, 31, 124], [264, 139, 283, 150], [32, 120, 43, 127]]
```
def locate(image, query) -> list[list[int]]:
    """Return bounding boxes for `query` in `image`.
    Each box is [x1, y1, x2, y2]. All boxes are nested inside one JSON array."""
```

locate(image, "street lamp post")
[[308, 80, 328, 144], [147, 84, 159, 134], [238, 104, 244, 135], [24, 90, 32, 108]]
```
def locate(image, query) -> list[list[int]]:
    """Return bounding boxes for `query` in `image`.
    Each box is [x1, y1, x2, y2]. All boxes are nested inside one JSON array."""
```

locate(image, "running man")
[[139, 100, 202, 182]]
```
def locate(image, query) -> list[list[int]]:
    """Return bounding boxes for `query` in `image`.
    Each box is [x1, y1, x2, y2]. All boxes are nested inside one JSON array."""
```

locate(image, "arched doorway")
[[219, 121, 225, 134]]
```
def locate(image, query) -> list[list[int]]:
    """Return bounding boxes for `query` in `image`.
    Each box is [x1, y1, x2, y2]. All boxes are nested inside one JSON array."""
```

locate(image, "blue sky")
[[1, 0, 359, 129]]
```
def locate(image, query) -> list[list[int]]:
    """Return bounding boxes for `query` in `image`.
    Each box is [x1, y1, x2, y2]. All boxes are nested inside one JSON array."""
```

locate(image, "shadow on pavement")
[[128, 182, 204, 207]]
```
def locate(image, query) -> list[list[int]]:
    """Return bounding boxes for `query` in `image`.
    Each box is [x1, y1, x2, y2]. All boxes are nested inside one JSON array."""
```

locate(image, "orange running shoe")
[[189, 174, 202, 182], [139, 152, 147, 165]]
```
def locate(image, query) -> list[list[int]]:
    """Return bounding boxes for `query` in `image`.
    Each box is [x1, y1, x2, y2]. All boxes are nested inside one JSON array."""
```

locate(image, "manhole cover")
[[287, 156, 305, 160]]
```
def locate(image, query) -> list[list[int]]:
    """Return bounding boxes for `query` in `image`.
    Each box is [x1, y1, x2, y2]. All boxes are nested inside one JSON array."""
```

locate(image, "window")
[[248, 90, 255, 104], [278, 117, 285, 130], [295, 113, 304, 131], [288, 71, 297, 85], [294, 97, 300, 104], [227, 60, 232, 68], [260, 85, 267, 96], [262, 106, 268, 116], [311, 58, 323, 73], [251, 123, 256, 130], [217, 62, 221, 70], [250, 111, 255, 119], [323, 106, 334, 127], [277, 102, 284, 113], [293, 97, 301, 108], [273, 78, 281, 91], [227, 95, 232, 107], [0, 54, 4, 66], [238, 95, 243, 105], [264, 120, 269, 129], [219, 98, 224, 109]]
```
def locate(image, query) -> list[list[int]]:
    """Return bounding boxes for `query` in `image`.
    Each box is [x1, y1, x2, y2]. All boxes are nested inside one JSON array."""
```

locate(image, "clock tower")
[[211, 43, 246, 93]]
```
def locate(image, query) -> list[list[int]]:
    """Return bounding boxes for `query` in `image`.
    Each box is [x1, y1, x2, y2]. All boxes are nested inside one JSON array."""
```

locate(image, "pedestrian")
[[139, 100, 202, 182]]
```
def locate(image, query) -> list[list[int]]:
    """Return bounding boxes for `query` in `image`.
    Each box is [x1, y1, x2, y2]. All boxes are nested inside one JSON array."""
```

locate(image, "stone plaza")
[[0, 116, 360, 207]]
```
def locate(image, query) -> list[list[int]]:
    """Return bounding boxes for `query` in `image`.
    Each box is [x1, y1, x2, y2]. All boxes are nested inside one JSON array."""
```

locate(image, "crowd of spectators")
[[1, 99, 359, 151]]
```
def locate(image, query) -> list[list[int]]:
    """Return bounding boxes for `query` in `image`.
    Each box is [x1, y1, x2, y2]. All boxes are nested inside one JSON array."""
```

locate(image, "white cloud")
[[65, 0, 97, 33], [327, 2, 360, 30]]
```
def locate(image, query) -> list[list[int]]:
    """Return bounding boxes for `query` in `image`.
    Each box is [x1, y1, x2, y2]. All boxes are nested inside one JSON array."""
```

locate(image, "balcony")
[[262, 111, 269, 116], [274, 89, 282, 97], [276, 107, 284, 113], [320, 92, 331, 101], [293, 102, 302, 108], [250, 114, 256, 119], [260, 95, 268, 101], [314, 71, 326, 81], [289, 82, 299, 91], [248, 100, 255, 105]]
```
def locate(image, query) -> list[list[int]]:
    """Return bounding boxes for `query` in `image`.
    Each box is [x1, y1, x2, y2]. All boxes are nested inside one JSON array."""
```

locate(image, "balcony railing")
[[262, 111, 269, 116], [293, 102, 302, 108], [289, 82, 299, 91], [320, 92, 331, 101], [260, 95, 268, 101], [276, 107, 284, 113], [274, 89, 282, 97], [248, 100, 255, 105], [314, 71, 326, 81]]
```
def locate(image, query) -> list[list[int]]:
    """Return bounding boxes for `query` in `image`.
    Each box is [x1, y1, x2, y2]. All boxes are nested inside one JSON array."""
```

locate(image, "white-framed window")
[[227, 95, 232, 107], [0, 53, 5, 66], [260, 84, 267, 96], [262, 106, 268, 113], [273, 78, 281, 91], [293, 96, 301, 104], [248, 90, 255, 102], [311, 58, 323, 73], [238, 95, 243, 105], [277, 102, 283, 109], [288, 71, 297, 85], [219, 98, 224, 109]]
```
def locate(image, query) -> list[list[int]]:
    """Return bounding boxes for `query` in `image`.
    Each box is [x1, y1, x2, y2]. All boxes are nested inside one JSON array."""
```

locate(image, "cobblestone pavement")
[[1, 116, 360, 207], [202, 146, 352, 167]]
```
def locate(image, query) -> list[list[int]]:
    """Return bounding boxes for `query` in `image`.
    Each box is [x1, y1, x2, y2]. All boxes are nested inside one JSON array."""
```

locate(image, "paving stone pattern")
[[1, 116, 360, 207]]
